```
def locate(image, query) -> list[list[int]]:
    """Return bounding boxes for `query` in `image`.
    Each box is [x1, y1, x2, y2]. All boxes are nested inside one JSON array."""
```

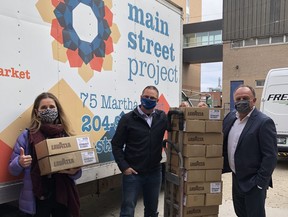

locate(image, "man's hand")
[[19, 147, 32, 168], [123, 167, 138, 175]]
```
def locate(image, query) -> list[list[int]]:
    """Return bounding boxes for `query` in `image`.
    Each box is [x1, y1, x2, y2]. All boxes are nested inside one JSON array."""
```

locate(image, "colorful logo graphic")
[[36, 0, 120, 82]]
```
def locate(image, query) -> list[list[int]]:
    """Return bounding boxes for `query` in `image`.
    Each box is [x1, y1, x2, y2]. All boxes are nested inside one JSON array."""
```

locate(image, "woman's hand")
[[18, 147, 32, 168]]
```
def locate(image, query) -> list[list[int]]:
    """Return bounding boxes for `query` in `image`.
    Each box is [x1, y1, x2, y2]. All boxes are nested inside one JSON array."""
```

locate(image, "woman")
[[9, 92, 82, 217], [197, 101, 208, 108]]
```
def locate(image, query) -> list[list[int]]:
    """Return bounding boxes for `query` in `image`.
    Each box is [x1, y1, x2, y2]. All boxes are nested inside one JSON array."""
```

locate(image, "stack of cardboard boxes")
[[168, 107, 224, 217], [35, 135, 99, 175]]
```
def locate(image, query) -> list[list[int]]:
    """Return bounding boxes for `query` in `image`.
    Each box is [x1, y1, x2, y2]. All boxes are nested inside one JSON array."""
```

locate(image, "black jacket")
[[223, 109, 278, 192], [111, 107, 167, 174]]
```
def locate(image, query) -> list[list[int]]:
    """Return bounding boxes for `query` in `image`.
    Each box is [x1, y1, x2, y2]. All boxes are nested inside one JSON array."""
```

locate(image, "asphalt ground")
[[1, 157, 288, 217]]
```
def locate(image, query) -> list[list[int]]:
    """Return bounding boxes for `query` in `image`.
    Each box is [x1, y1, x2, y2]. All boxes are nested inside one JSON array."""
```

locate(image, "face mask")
[[38, 108, 58, 123], [234, 100, 251, 114], [141, 97, 157, 110]]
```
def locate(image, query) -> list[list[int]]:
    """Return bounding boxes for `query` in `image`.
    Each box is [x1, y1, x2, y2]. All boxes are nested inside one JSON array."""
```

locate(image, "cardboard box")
[[205, 193, 223, 206], [181, 108, 224, 120], [173, 119, 222, 133], [184, 169, 222, 182], [38, 148, 98, 175], [183, 144, 206, 157], [184, 194, 205, 207], [185, 120, 206, 132], [183, 133, 223, 145], [205, 170, 222, 182], [35, 135, 92, 159], [206, 145, 223, 157], [205, 120, 223, 133], [183, 206, 219, 217], [168, 186, 207, 207], [184, 193, 223, 207], [184, 182, 222, 194], [184, 157, 223, 170], [180, 107, 209, 120], [184, 170, 205, 182]]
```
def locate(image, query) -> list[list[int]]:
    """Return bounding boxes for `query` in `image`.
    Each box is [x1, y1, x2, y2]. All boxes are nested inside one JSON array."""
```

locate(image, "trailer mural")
[[0, 0, 182, 202]]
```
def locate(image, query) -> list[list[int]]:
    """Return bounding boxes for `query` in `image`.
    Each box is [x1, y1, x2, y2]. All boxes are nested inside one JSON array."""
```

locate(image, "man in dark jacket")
[[223, 84, 277, 217], [112, 85, 167, 217]]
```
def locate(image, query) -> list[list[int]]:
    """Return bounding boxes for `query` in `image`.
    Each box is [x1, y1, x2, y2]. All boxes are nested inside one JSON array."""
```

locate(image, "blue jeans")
[[120, 167, 162, 217]]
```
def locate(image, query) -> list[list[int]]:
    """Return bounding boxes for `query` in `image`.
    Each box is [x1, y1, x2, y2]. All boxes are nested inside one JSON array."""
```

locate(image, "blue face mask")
[[141, 97, 157, 110]]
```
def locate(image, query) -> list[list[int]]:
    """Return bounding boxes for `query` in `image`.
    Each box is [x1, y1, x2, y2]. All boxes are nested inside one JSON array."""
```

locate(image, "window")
[[197, 32, 209, 46], [271, 36, 284, 44], [183, 30, 222, 48], [255, 80, 265, 87], [232, 35, 287, 49], [214, 31, 222, 44], [231, 41, 243, 48], [244, 38, 256, 46], [184, 33, 196, 47], [257, 37, 270, 45], [209, 30, 222, 44]]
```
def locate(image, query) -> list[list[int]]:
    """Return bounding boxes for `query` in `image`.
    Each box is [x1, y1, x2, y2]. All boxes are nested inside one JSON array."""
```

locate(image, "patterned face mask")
[[234, 100, 251, 114], [38, 108, 58, 123]]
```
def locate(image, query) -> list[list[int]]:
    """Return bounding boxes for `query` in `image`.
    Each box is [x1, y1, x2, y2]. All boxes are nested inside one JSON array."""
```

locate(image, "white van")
[[260, 68, 288, 156]]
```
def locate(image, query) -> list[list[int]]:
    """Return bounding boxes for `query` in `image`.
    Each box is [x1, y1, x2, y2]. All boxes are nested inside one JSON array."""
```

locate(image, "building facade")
[[171, 0, 203, 92], [171, 0, 223, 100], [222, 0, 288, 111]]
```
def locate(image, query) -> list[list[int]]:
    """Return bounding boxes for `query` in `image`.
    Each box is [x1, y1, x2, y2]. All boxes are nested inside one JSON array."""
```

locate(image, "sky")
[[200, 0, 223, 92], [202, 0, 223, 22], [201, 62, 223, 92]]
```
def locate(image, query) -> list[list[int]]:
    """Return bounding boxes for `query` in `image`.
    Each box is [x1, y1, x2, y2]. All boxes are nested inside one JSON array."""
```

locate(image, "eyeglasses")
[[142, 95, 157, 101]]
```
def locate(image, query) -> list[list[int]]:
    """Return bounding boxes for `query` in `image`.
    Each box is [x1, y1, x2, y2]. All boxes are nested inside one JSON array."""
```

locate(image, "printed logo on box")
[[189, 185, 204, 192], [188, 110, 204, 117], [186, 208, 201, 214], [51, 142, 71, 150], [188, 136, 204, 142], [54, 158, 75, 167], [189, 161, 205, 167]]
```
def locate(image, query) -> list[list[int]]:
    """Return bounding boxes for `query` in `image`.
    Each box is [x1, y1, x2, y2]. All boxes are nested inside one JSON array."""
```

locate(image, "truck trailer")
[[0, 0, 183, 204]]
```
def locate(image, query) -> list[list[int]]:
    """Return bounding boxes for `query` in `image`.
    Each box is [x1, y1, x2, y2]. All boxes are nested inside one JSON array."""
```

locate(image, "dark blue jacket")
[[111, 107, 167, 174], [223, 109, 278, 192]]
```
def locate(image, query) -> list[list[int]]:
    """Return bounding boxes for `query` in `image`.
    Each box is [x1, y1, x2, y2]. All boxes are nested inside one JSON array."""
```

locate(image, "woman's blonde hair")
[[29, 92, 73, 135]]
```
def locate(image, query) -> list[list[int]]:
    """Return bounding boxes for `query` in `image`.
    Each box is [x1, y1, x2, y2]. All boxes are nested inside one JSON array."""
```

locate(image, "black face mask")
[[234, 100, 251, 114]]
